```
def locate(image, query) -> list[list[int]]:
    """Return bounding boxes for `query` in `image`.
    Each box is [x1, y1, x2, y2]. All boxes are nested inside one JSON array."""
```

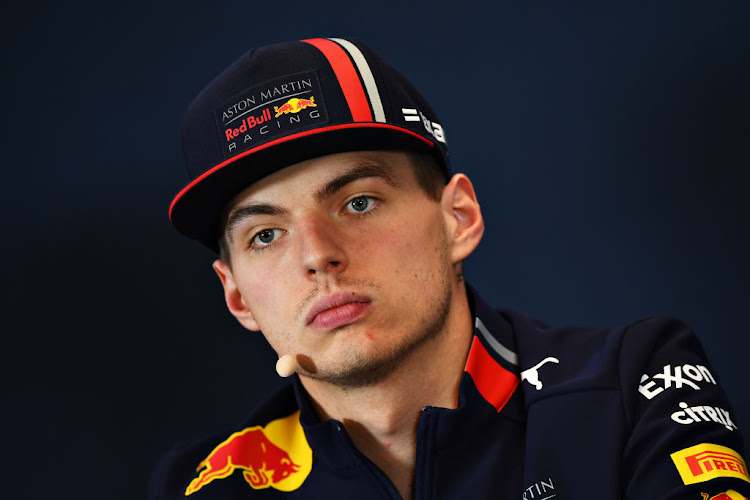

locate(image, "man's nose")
[[297, 216, 348, 279]]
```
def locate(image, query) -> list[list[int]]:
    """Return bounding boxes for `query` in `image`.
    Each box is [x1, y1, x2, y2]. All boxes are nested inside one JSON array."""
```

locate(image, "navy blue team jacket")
[[150, 287, 749, 499]]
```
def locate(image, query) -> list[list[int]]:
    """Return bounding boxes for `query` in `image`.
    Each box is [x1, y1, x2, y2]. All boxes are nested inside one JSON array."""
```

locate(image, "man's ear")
[[440, 173, 485, 263], [212, 259, 261, 331]]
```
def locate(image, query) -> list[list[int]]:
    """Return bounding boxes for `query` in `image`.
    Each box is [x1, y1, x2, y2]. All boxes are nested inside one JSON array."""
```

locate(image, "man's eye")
[[251, 228, 282, 248], [347, 196, 376, 214]]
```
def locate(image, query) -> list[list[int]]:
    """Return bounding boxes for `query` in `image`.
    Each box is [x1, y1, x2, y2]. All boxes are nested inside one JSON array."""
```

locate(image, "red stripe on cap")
[[465, 337, 519, 412], [169, 123, 433, 219], [302, 38, 373, 122]]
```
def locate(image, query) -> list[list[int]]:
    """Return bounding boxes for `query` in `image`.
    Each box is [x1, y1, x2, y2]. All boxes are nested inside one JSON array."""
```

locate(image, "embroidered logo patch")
[[671, 443, 750, 485], [521, 357, 559, 391], [522, 477, 557, 499], [671, 401, 738, 431], [273, 96, 317, 117], [185, 410, 313, 495], [214, 71, 329, 159]]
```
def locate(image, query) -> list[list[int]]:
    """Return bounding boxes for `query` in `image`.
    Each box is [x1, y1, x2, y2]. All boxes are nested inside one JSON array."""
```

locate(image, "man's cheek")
[[244, 263, 288, 288], [366, 227, 408, 258], [239, 275, 280, 314]]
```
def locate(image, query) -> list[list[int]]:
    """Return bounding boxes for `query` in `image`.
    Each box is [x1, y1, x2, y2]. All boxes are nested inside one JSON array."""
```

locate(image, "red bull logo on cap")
[[185, 410, 312, 495], [701, 491, 748, 500], [274, 96, 317, 117]]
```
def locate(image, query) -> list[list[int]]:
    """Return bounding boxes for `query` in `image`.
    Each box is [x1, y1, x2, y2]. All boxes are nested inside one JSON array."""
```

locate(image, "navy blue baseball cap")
[[170, 37, 450, 251]]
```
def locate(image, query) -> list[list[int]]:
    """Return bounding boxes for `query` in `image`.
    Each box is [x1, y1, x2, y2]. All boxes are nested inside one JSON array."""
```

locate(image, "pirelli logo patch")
[[671, 443, 750, 485]]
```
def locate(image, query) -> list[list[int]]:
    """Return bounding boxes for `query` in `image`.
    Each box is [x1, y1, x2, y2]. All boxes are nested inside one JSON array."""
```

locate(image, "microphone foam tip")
[[276, 354, 297, 377]]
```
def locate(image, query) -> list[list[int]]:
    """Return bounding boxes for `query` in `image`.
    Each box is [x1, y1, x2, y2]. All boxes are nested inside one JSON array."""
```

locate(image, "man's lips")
[[305, 293, 373, 331]]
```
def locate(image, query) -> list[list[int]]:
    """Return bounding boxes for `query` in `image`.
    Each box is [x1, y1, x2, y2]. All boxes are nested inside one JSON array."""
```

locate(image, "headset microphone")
[[276, 354, 298, 377]]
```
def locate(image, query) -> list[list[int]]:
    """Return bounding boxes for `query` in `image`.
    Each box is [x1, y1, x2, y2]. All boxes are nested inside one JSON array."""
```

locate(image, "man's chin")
[[299, 360, 398, 388], [298, 338, 429, 389]]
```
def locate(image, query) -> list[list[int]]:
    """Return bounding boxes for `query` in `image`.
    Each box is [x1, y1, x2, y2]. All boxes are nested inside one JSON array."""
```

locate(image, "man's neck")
[[299, 285, 474, 499]]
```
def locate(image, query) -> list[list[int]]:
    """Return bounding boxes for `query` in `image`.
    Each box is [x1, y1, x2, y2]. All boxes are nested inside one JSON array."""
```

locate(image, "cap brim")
[[169, 123, 436, 252]]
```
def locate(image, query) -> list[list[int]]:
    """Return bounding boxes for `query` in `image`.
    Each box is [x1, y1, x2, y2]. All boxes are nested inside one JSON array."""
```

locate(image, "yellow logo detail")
[[274, 96, 316, 117], [701, 490, 747, 500], [671, 443, 750, 485], [185, 410, 312, 495]]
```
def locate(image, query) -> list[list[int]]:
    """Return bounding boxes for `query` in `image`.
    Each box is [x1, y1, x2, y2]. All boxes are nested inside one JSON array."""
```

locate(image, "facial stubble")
[[300, 245, 455, 389]]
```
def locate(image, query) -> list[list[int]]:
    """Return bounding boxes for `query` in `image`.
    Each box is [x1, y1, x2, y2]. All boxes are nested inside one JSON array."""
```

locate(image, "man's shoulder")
[[491, 308, 747, 496], [500, 307, 700, 361], [496, 308, 709, 400]]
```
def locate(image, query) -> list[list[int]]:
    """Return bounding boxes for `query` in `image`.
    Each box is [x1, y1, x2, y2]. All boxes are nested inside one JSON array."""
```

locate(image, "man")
[[151, 38, 748, 499]]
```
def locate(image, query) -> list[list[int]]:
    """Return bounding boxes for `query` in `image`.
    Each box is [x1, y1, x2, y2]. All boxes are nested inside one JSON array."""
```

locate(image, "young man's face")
[[214, 150, 468, 387]]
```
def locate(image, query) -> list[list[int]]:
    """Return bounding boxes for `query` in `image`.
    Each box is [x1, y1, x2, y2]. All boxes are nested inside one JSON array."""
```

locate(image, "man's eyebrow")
[[315, 163, 399, 203], [224, 204, 289, 242], [223, 163, 398, 242]]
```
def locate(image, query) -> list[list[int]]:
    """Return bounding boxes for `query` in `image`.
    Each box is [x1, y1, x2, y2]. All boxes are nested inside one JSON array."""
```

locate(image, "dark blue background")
[[2, 2, 748, 498]]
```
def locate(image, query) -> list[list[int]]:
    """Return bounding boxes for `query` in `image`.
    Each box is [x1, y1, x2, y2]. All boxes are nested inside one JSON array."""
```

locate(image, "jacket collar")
[[290, 283, 526, 466], [462, 284, 525, 421]]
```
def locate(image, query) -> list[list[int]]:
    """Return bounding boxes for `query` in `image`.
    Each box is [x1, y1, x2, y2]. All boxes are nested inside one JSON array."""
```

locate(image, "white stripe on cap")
[[329, 38, 386, 123]]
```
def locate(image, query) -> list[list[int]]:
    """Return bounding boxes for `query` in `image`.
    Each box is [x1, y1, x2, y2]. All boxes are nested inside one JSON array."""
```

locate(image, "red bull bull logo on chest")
[[185, 410, 312, 495]]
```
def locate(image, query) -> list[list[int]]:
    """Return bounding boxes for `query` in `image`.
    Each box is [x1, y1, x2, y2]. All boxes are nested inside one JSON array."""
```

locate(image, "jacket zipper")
[[336, 423, 403, 499]]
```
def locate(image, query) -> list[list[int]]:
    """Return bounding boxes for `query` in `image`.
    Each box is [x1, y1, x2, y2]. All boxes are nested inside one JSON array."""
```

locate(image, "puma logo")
[[521, 357, 560, 390]]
